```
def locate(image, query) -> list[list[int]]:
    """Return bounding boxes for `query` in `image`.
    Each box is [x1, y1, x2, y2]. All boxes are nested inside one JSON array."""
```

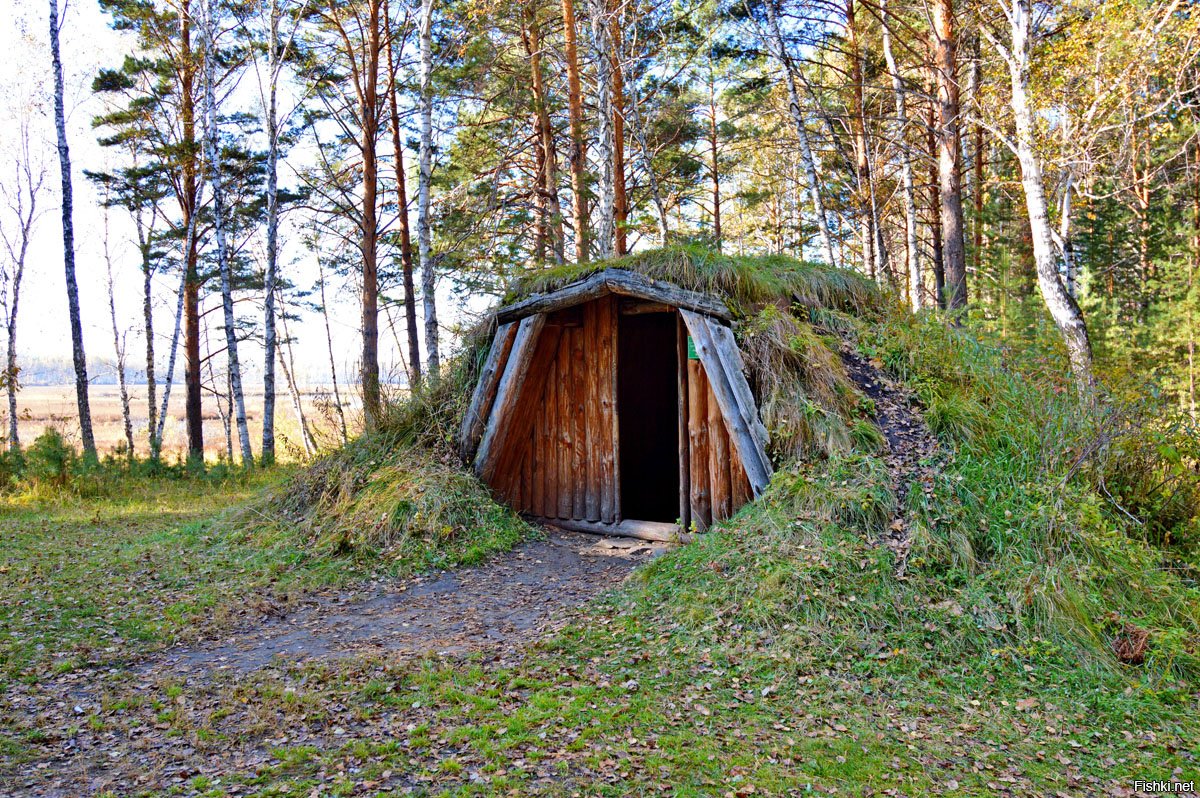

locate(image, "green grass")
[[0, 469, 359, 684], [3, 250, 1199, 793]]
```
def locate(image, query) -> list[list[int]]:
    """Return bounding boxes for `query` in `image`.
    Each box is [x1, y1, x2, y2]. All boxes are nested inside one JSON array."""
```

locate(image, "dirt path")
[[841, 348, 941, 573], [3, 531, 665, 796], [144, 530, 664, 676]]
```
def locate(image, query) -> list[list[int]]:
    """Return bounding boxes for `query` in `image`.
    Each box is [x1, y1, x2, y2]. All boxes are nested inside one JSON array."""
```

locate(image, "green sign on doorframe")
[[687, 335, 699, 361]]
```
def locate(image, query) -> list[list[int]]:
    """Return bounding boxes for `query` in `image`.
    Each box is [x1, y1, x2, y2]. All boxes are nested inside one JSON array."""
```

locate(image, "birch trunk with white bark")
[[881, 0, 921, 310], [49, 0, 96, 458], [201, 0, 254, 465], [761, 0, 839, 268], [992, 0, 1093, 388], [588, 0, 616, 259], [418, 0, 440, 376]]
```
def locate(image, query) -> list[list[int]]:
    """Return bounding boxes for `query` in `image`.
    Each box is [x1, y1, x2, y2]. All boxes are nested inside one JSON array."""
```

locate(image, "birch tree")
[[982, 0, 1093, 386], [881, 0, 921, 310], [417, 0, 440, 377], [758, 0, 839, 268], [201, 0, 254, 465], [588, 0, 616, 259], [0, 124, 45, 453], [49, 0, 96, 458]]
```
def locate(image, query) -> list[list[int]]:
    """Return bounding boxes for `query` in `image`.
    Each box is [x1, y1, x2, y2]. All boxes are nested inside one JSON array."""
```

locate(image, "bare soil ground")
[[841, 347, 941, 573], [2, 531, 666, 796]]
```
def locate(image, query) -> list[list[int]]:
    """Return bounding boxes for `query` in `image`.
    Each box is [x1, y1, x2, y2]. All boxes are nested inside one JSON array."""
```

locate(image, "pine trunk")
[[561, 0, 588, 262], [261, 0, 280, 465], [932, 0, 968, 313], [610, 11, 628, 256], [180, 1, 204, 461], [361, 0, 384, 423], [384, 0, 423, 388]]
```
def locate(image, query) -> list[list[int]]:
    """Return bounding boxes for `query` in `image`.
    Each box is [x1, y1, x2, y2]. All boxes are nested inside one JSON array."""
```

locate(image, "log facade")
[[464, 276, 771, 538]]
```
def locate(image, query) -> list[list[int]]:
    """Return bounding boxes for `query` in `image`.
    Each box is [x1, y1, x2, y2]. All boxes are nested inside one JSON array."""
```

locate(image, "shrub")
[[23, 428, 75, 488]]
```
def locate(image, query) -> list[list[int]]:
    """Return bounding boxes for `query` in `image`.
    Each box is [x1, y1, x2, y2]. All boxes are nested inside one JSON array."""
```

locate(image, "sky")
[[0, 0, 479, 387]]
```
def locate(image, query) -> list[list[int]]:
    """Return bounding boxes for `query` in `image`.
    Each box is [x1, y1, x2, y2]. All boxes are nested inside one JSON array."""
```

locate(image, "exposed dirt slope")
[[841, 347, 940, 574]]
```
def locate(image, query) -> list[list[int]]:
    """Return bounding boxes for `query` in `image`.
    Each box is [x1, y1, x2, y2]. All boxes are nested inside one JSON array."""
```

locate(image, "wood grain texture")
[[687, 357, 711, 530], [679, 310, 772, 495], [584, 301, 602, 521], [457, 322, 517, 461], [534, 517, 688, 542], [599, 296, 618, 522], [572, 325, 587, 518], [707, 379, 732, 522], [495, 268, 732, 324], [675, 313, 690, 531], [475, 314, 547, 481], [556, 324, 573, 519]]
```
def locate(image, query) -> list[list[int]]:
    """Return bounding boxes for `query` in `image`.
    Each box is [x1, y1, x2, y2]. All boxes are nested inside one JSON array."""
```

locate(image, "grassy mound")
[[238, 352, 532, 573], [250, 247, 1200, 681]]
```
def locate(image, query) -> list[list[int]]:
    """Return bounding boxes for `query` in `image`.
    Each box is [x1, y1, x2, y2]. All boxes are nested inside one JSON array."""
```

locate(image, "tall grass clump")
[[239, 331, 531, 572], [860, 313, 1200, 680], [509, 244, 883, 318]]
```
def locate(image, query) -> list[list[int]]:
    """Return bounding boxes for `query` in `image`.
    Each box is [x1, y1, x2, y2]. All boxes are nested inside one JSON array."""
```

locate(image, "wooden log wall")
[[493, 295, 620, 524], [483, 295, 753, 531], [682, 343, 752, 530]]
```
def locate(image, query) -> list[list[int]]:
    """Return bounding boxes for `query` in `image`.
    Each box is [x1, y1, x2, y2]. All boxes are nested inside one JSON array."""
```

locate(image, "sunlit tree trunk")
[[156, 267, 188, 449], [418, 0, 440, 375], [179, 0, 205, 461], [610, 10, 628, 256], [987, 0, 1093, 388], [588, 0, 616, 258], [0, 129, 42, 453], [522, 7, 565, 263], [202, 0, 253, 466], [359, 0, 385, 421], [707, 67, 721, 251], [261, 0, 281, 465], [384, 0, 423, 389], [49, 0, 95, 458], [316, 260, 349, 442], [931, 0, 967, 313], [761, 0, 838, 268], [561, 0, 588, 262], [103, 222, 135, 458], [881, 0, 921, 310], [277, 292, 316, 456]]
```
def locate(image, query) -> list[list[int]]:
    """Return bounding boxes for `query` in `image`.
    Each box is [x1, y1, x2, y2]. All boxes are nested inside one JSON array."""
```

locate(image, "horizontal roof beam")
[[495, 268, 732, 324]]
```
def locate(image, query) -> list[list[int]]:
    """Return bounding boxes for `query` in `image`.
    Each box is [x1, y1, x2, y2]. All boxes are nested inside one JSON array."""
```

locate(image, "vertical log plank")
[[572, 321, 586, 518], [688, 358, 711, 530], [708, 380, 732, 522], [584, 301, 602, 521], [599, 296, 617, 523], [542, 350, 556, 518], [675, 313, 690, 532], [556, 326, 573, 518], [457, 321, 518, 461], [475, 314, 546, 481]]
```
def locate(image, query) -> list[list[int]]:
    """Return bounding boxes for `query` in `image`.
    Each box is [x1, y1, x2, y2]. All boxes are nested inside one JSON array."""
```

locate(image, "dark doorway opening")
[[617, 311, 680, 522]]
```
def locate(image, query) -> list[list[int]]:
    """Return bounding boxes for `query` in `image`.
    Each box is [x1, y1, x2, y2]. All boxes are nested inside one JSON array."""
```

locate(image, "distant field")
[[6, 384, 357, 461]]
